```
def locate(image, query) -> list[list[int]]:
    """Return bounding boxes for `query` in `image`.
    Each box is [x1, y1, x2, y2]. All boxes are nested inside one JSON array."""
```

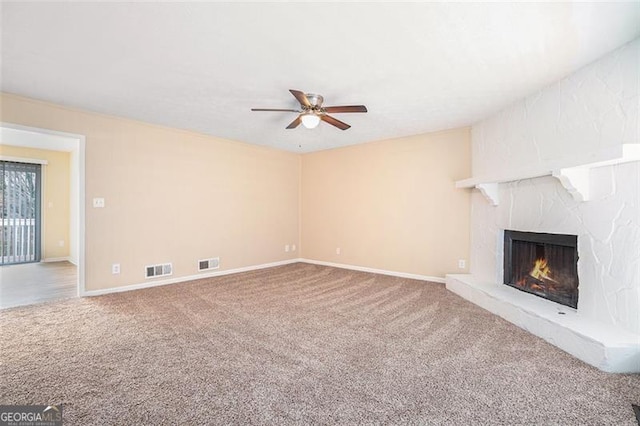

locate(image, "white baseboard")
[[43, 257, 70, 263], [82, 258, 300, 297], [82, 258, 444, 297], [299, 258, 445, 283]]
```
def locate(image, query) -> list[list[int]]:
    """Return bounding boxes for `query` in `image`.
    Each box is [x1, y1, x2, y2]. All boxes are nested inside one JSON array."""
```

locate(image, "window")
[[1, 161, 42, 264]]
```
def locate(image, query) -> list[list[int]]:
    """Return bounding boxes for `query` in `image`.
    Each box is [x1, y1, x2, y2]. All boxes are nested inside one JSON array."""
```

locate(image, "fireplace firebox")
[[503, 230, 579, 309]]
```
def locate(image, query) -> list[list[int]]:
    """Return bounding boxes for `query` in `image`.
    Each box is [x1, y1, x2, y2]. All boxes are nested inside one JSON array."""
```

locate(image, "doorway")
[[0, 124, 85, 308]]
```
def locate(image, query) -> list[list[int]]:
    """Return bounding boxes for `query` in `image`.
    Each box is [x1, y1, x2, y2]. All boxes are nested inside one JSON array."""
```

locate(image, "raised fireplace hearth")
[[503, 230, 578, 309]]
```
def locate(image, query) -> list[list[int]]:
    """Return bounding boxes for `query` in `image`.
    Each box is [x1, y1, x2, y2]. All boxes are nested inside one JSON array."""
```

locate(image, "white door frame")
[[0, 123, 86, 296]]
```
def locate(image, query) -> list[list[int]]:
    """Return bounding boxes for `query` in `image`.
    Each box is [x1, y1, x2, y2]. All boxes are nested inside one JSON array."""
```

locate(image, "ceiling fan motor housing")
[[305, 94, 324, 110]]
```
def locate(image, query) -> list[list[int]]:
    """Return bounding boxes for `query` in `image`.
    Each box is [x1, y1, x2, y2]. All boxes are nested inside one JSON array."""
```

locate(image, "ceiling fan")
[[251, 89, 368, 130]]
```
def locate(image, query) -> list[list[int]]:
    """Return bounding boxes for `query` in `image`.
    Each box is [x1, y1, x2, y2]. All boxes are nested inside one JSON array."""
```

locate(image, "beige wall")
[[0, 145, 71, 260], [301, 128, 471, 278], [1, 93, 300, 291], [1, 92, 471, 291]]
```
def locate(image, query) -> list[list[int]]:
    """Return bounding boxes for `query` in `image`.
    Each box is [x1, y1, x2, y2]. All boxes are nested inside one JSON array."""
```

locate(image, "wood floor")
[[0, 261, 77, 309]]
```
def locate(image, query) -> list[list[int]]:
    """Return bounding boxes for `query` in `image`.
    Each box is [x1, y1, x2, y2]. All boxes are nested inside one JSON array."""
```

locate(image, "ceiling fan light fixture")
[[301, 112, 321, 129], [251, 89, 366, 130]]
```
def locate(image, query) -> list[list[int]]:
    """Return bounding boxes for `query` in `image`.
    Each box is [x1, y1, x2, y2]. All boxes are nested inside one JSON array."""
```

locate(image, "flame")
[[530, 258, 551, 280]]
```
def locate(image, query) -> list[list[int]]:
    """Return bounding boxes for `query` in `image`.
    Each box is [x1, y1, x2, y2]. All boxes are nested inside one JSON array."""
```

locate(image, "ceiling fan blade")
[[321, 114, 351, 130], [286, 115, 302, 129], [251, 108, 299, 112], [323, 105, 368, 113], [289, 89, 311, 108]]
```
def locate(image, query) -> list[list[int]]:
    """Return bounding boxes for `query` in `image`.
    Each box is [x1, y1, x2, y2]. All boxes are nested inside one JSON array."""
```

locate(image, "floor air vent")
[[145, 263, 172, 279], [198, 257, 220, 272]]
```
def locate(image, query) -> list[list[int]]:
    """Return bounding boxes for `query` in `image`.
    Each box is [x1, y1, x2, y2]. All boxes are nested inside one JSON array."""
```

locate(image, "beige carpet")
[[1, 263, 638, 425]]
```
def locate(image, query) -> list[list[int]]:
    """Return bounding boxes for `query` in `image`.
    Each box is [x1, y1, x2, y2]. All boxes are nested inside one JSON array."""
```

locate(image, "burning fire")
[[530, 258, 552, 280], [516, 257, 558, 289]]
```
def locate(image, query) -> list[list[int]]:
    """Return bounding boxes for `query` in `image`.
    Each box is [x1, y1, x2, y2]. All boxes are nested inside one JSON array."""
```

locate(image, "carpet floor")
[[1, 263, 638, 425]]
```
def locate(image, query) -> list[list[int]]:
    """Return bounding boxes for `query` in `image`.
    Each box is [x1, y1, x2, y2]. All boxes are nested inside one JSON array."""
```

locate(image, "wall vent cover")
[[198, 257, 220, 272], [145, 263, 172, 279]]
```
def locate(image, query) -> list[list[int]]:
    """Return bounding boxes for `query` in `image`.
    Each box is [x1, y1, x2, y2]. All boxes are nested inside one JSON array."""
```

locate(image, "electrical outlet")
[[58, 240, 65, 247], [336, 247, 341, 255], [458, 259, 466, 269], [292, 244, 296, 252], [285, 244, 290, 252], [93, 197, 105, 208], [112, 263, 120, 274]]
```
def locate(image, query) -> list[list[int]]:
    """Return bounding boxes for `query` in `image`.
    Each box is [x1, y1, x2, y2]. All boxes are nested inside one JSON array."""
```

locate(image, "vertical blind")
[[1, 161, 42, 264]]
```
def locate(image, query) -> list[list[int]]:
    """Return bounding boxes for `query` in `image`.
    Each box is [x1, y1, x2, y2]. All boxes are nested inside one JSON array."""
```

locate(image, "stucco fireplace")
[[446, 39, 640, 373]]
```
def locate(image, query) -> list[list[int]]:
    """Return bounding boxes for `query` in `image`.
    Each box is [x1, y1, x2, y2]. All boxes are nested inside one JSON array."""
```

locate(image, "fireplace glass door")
[[504, 231, 578, 309]]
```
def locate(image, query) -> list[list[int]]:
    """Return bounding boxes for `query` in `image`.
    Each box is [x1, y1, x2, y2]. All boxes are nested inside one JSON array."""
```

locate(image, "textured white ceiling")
[[2, 2, 639, 153]]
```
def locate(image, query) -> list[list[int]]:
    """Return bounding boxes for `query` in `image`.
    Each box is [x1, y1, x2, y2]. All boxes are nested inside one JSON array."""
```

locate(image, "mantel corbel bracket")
[[551, 167, 590, 202], [475, 183, 499, 206]]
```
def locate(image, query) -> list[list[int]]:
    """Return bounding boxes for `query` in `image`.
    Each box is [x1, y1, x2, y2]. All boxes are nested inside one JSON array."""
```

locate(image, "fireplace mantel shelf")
[[456, 144, 640, 206]]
